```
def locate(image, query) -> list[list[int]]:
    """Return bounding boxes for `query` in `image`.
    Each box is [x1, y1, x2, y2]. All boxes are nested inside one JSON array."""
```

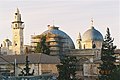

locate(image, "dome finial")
[[91, 18, 94, 28]]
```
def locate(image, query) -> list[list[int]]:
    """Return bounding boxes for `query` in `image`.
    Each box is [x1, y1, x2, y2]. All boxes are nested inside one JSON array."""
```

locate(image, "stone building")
[[0, 8, 24, 55], [76, 19, 103, 49], [0, 8, 119, 80], [30, 19, 104, 80], [67, 22, 103, 79], [0, 53, 59, 76], [0, 39, 12, 55], [12, 8, 24, 55], [31, 25, 75, 55]]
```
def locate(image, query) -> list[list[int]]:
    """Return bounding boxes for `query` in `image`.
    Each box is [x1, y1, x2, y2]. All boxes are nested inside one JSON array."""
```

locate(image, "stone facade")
[[67, 49, 101, 80], [1, 8, 120, 80], [12, 8, 24, 55], [0, 53, 59, 76]]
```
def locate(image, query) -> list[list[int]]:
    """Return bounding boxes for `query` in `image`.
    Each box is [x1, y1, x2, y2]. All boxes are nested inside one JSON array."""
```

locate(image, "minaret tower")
[[12, 8, 24, 55], [76, 32, 82, 49]]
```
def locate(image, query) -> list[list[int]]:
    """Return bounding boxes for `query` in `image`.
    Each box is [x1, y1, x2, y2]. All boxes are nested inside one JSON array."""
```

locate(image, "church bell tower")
[[12, 8, 24, 55]]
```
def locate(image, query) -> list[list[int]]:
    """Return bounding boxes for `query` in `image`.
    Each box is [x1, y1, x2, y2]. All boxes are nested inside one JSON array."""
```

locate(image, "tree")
[[110, 65, 120, 80], [35, 35, 50, 55], [19, 47, 34, 76], [57, 55, 78, 80], [98, 28, 117, 80]]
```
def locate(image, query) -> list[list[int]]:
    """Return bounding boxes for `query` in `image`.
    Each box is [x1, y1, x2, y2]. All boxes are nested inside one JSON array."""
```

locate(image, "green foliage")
[[110, 65, 120, 80], [98, 28, 117, 80], [35, 35, 50, 55], [19, 56, 34, 76], [57, 55, 78, 80]]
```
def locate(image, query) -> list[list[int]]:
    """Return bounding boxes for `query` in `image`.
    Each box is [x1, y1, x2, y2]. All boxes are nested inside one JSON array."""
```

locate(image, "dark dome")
[[82, 27, 103, 42], [41, 25, 75, 49]]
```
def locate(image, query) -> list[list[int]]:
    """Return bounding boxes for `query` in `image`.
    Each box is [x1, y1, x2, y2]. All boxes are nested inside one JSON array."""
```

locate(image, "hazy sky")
[[0, 0, 119, 48]]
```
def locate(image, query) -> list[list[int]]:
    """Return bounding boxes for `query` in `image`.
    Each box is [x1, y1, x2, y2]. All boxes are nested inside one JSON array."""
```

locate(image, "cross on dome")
[[91, 18, 94, 28]]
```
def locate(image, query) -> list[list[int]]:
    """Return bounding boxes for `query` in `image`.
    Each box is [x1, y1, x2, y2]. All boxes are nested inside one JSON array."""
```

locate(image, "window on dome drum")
[[92, 44, 96, 49], [15, 13, 17, 15]]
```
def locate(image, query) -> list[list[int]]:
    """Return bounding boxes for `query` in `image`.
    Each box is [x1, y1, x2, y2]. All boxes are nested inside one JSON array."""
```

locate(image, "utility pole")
[[14, 59, 17, 76]]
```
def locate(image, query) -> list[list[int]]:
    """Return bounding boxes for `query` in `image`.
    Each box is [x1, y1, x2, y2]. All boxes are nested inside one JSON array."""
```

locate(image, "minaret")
[[12, 8, 24, 55], [76, 32, 82, 49]]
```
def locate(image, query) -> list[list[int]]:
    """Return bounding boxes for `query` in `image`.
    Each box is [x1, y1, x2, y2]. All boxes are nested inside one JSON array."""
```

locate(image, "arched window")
[[92, 44, 96, 49], [15, 24, 17, 27]]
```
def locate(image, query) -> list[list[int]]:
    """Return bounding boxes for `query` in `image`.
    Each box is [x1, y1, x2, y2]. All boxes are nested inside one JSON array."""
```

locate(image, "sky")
[[0, 0, 119, 48]]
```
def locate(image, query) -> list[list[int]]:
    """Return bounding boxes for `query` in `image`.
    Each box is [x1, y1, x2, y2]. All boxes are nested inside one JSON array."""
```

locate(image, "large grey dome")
[[82, 27, 103, 42], [42, 25, 75, 49]]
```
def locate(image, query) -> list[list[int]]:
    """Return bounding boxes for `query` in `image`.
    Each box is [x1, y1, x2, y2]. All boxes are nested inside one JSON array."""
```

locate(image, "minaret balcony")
[[12, 21, 24, 23]]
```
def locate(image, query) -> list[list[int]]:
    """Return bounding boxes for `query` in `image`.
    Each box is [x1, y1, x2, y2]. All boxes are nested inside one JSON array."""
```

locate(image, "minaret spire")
[[13, 8, 23, 22], [16, 8, 19, 13], [77, 32, 82, 41], [76, 32, 82, 49]]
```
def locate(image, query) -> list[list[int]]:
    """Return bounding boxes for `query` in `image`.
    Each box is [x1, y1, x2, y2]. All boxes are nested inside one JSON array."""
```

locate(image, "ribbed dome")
[[82, 27, 103, 42], [42, 25, 75, 49]]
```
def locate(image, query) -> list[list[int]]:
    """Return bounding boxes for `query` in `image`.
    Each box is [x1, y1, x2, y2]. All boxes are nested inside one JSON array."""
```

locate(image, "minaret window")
[[14, 41, 17, 46], [15, 13, 17, 15], [15, 24, 17, 27], [84, 44, 85, 49], [15, 43, 17, 46]]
